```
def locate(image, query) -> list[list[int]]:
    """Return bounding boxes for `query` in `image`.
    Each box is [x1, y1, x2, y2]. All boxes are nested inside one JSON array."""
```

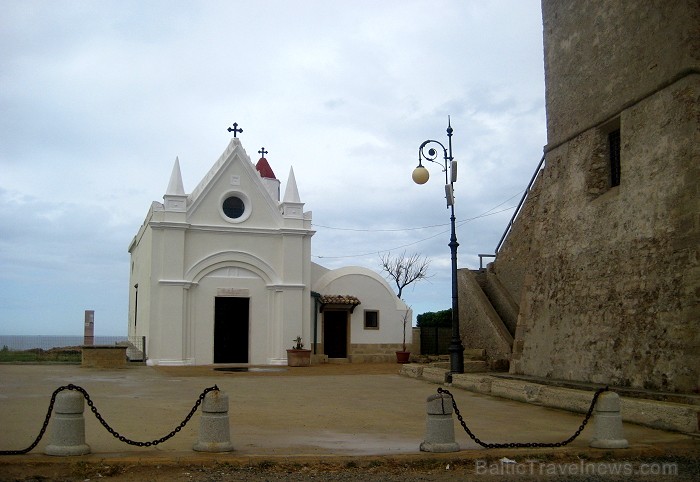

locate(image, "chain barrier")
[[437, 385, 609, 449], [0, 383, 219, 455]]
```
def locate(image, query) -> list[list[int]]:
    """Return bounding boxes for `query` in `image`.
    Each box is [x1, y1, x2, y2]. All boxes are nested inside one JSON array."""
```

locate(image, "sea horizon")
[[0, 335, 131, 351]]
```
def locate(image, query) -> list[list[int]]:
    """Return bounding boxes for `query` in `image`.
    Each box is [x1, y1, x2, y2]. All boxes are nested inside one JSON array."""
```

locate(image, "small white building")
[[128, 137, 411, 365]]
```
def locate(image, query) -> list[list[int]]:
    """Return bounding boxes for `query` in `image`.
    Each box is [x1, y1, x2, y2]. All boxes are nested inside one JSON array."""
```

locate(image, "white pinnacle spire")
[[166, 157, 185, 195], [283, 166, 301, 203]]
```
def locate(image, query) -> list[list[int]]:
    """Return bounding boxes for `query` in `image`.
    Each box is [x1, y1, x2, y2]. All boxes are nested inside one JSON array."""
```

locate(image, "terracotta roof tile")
[[318, 295, 361, 305], [256, 157, 276, 179]]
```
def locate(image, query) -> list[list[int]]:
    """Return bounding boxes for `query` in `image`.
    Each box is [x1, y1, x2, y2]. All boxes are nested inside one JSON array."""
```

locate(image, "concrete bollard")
[[193, 390, 234, 452], [589, 391, 629, 449], [44, 390, 91, 456], [420, 393, 460, 452]]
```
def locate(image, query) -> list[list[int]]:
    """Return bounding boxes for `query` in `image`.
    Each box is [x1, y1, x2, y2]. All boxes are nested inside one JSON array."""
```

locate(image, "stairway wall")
[[475, 269, 520, 337], [458, 269, 513, 369]]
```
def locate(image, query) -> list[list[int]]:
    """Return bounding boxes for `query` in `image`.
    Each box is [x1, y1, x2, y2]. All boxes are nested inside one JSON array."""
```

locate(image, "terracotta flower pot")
[[395, 351, 411, 364], [286, 349, 312, 367]]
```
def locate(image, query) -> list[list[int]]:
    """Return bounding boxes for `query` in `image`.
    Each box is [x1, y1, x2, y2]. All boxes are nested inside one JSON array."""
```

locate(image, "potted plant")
[[395, 309, 411, 364], [286, 336, 312, 367]]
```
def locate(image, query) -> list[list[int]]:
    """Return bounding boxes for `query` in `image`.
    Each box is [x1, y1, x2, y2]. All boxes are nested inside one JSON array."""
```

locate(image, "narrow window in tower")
[[133, 284, 138, 328], [608, 129, 621, 187]]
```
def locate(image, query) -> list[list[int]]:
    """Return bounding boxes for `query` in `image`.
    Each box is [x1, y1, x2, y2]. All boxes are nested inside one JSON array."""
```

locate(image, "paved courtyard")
[[0, 363, 694, 456], [0, 363, 698, 480]]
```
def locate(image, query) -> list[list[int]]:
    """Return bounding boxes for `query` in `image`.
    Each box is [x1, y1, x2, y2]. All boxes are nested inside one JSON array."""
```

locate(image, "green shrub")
[[416, 308, 452, 327], [0, 348, 81, 363]]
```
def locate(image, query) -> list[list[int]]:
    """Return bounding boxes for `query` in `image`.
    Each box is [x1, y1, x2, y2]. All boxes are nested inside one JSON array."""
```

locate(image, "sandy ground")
[[0, 363, 698, 480]]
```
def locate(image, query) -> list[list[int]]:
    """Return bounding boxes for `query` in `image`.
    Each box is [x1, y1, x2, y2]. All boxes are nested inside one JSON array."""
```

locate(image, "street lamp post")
[[412, 116, 464, 374]]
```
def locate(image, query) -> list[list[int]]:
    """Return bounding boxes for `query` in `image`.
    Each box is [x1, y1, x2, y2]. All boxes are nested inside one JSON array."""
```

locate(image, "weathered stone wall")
[[312, 342, 405, 362], [410, 327, 421, 355], [458, 269, 512, 368], [348, 343, 403, 363], [492, 167, 545, 305], [81, 346, 127, 368], [349, 343, 404, 355], [543, 0, 700, 148], [492, 1, 699, 393], [481, 265, 520, 335]]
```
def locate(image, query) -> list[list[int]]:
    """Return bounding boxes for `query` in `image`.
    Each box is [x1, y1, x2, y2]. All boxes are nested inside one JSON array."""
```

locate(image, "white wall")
[[313, 266, 411, 347]]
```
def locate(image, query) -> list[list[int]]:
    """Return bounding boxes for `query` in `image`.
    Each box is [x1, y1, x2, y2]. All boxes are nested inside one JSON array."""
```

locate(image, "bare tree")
[[379, 251, 431, 298]]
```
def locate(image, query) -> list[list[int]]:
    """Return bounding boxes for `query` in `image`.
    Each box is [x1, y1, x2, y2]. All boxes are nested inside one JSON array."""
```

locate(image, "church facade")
[[127, 138, 410, 365]]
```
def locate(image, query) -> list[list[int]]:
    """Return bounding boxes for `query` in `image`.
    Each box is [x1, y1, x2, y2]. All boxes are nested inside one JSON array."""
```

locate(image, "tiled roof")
[[318, 295, 361, 306], [256, 157, 276, 179]]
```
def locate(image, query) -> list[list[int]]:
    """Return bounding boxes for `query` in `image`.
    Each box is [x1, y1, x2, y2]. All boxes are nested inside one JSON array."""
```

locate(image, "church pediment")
[[185, 138, 284, 229]]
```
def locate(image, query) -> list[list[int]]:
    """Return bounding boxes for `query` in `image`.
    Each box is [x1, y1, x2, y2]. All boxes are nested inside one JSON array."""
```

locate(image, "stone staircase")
[[120, 340, 145, 363], [473, 269, 518, 338], [458, 267, 518, 370]]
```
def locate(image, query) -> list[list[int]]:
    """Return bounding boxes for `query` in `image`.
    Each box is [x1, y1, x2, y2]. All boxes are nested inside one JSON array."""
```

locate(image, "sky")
[[0, 0, 546, 336]]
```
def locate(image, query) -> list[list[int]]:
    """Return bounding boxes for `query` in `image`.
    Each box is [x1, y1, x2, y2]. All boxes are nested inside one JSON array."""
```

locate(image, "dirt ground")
[[2, 452, 699, 481]]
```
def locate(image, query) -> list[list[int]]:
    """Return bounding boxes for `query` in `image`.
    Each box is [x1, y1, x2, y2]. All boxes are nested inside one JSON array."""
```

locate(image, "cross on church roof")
[[227, 122, 243, 137], [258, 147, 268, 158]]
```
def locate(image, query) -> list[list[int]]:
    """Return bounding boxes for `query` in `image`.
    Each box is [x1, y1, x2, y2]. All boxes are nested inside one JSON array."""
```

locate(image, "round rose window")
[[222, 196, 245, 219]]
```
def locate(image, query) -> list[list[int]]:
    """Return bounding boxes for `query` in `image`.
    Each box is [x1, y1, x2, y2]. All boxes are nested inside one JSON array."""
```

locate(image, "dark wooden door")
[[324, 310, 347, 358], [214, 297, 249, 363]]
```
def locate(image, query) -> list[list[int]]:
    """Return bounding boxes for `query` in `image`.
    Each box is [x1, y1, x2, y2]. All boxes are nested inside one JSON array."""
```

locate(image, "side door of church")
[[214, 297, 249, 363], [323, 310, 348, 359]]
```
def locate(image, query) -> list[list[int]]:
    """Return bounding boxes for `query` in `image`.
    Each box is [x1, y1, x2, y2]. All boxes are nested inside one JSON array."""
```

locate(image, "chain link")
[[3, 382, 607, 454], [437, 385, 608, 449], [0, 384, 219, 455]]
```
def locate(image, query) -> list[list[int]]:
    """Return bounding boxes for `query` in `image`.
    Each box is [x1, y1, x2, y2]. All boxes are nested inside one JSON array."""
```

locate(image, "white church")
[[127, 135, 411, 366]]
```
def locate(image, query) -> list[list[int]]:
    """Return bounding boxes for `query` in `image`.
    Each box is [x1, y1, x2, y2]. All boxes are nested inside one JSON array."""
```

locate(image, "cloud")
[[0, 187, 129, 334], [0, 0, 545, 334]]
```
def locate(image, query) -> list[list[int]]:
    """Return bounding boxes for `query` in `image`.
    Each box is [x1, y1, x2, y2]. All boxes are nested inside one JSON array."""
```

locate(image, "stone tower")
[[466, 0, 699, 393]]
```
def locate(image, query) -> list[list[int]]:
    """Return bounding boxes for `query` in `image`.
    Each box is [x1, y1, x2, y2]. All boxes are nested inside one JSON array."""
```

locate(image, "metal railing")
[[495, 153, 546, 254], [420, 326, 452, 355], [478, 254, 496, 270]]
